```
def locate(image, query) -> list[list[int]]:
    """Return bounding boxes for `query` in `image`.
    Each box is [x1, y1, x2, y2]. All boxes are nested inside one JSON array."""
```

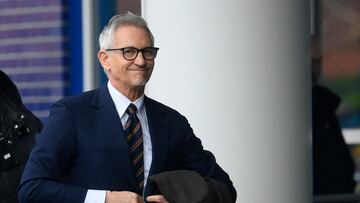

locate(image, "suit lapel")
[[91, 90, 170, 192], [144, 97, 169, 176], [92, 85, 138, 190]]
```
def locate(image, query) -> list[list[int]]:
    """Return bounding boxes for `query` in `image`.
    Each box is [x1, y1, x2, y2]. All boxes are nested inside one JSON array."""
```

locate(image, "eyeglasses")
[[106, 47, 159, 61]]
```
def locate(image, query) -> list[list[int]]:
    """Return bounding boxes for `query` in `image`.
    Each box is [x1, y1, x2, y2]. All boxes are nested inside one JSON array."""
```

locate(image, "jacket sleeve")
[[177, 115, 237, 202], [18, 100, 87, 203]]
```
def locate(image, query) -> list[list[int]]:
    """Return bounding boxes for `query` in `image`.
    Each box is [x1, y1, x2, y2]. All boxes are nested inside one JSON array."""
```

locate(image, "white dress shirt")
[[84, 82, 153, 203]]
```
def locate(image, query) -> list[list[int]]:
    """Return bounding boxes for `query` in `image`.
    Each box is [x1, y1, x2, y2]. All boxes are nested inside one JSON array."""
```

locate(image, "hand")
[[146, 195, 169, 203], [105, 191, 143, 203]]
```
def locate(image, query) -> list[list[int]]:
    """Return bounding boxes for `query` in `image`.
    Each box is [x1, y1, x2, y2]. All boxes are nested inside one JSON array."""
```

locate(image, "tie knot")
[[126, 103, 137, 115]]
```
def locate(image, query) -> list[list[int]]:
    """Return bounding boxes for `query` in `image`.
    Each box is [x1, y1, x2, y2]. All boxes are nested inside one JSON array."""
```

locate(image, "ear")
[[98, 50, 111, 71]]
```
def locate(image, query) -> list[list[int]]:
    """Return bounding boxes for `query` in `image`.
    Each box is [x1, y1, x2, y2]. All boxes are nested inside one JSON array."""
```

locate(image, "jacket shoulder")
[[144, 96, 185, 118], [51, 89, 99, 114]]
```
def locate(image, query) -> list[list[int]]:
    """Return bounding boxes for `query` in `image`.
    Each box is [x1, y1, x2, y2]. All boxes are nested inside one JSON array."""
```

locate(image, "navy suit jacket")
[[18, 85, 236, 203]]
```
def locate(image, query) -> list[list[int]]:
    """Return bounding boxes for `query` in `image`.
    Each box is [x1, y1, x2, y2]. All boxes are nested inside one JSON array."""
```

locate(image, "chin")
[[131, 76, 150, 86], [131, 80, 148, 87]]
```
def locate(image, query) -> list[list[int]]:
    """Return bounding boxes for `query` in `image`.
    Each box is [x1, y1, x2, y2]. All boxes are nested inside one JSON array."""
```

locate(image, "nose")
[[133, 51, 146, 66]]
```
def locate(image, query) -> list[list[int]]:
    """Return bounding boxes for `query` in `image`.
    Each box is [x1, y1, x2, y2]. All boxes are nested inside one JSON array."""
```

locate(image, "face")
[[98, 26, 155, 93], [311, 57, 321, 85], [311, 43, 322, 85]]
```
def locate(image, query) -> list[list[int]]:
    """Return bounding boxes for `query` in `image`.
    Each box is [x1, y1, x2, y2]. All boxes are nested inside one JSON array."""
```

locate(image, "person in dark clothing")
[[0, 69, 43, 203], [311, 39, 356, 195], [312, 85, 356, 194]]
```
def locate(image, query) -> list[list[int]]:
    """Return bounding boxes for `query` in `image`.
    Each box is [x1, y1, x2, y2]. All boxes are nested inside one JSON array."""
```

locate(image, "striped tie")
[[124, 104, 144, 191]]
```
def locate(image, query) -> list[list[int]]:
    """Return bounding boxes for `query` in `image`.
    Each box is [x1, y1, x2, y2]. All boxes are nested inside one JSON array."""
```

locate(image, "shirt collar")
[[107, 81, 145, 118]]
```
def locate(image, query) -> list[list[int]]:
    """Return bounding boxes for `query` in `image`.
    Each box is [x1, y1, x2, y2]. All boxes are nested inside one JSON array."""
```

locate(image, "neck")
[[124, 87, 144, 102], [110, 81, 144, 102]]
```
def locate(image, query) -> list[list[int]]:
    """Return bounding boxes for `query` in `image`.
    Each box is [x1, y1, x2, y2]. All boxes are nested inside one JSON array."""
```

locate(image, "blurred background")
[[313, 0, 360, 195], [2, 0, 360, 201], [0, 0, 140, 123]]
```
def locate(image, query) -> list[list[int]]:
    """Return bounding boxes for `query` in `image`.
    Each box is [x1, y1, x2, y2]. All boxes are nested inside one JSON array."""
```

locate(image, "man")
[[311, 37, 355, 195], [18, 13, 236, 203]]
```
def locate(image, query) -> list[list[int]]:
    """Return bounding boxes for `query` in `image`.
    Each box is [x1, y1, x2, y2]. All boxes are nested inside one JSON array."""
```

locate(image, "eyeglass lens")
[[123, 47, 158, 60]]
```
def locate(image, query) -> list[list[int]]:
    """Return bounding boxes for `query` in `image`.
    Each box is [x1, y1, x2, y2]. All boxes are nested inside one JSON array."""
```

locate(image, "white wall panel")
[[143, 1, 311, 202]]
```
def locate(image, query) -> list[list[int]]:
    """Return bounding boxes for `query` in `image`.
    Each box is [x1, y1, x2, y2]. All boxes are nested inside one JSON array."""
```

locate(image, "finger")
[[146, 195, 168, 202], [137, 195, 144, 202]]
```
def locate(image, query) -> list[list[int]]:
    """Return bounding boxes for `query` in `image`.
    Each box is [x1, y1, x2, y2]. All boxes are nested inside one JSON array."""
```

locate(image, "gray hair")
[[99, 12, 154, 50]]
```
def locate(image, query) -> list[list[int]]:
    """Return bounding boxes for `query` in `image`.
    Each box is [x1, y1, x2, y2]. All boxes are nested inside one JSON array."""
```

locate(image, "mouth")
[[127, 67, 149, 71]]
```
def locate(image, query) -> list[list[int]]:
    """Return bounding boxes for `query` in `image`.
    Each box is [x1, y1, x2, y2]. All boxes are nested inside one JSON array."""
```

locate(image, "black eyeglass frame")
[[106, 47, 159, 61]]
